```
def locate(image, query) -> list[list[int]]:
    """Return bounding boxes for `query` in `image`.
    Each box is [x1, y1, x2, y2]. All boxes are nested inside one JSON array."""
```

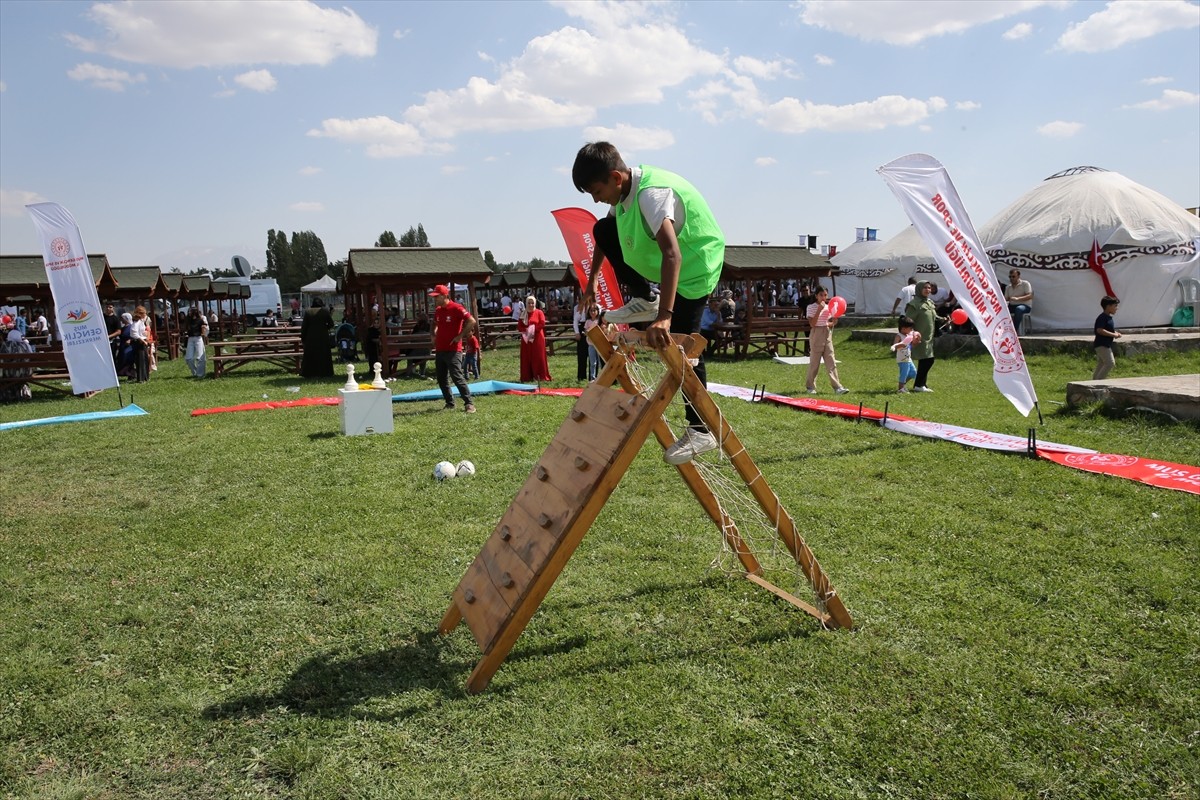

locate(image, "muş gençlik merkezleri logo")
[[63, 307, 91, 325], [50, 237, 71, 258]]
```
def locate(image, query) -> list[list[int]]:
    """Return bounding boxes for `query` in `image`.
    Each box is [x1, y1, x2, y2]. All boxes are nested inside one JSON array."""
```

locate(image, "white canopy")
[[829, 240, 886, 307], [300, 274, 339, 293], [852, 226, 940, 315], [981, 167, 1200, 329]]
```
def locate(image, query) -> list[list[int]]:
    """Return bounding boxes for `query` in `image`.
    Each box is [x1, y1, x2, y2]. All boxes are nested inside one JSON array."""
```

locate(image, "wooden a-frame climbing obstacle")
[[438, 327, 853, 693]]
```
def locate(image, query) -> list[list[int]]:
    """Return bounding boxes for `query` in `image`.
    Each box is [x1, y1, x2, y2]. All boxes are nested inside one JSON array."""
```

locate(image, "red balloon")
[[503, 305, 512, 315], [950, 308, 968, 325], [828, 296, 847, 318]]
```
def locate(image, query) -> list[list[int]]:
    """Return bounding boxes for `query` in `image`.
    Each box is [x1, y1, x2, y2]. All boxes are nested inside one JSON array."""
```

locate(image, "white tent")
[[852, 226, 940, 315], [300, 274, 339, 293], [980, 167, 1200, 330], [829, 240, 886, 308]]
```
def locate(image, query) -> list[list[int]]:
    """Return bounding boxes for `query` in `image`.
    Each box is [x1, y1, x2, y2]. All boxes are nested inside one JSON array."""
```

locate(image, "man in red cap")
[[429, 285, 476, 413]]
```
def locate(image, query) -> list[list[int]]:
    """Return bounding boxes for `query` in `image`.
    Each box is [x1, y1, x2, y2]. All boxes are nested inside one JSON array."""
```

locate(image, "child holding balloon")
[[890, 316, 920, 393], [805, 286, 849, 395]]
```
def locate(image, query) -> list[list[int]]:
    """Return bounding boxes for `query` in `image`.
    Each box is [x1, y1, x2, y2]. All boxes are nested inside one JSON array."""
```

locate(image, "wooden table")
[[210, 337, 302, 377]]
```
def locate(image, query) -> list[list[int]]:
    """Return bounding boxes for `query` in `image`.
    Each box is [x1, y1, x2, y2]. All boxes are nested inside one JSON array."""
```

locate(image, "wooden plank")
[[454, 557, 512, 652]]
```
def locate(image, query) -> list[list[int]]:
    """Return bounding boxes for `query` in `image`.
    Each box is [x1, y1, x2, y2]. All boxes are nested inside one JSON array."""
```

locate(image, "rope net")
[[612, 333, 822, 613]]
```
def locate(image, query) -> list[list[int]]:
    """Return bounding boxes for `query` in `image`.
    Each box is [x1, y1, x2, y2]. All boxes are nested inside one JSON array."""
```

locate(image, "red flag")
[[550, 208, 624, 312], [1088, 238, 1117, 297]]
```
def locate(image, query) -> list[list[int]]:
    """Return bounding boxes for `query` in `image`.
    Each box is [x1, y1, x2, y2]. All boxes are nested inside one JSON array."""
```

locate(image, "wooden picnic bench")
[[0, 348, 73, 395], [718, 317, 811, 359], [384, 332, 434, 375], [210, 337, 302, 378], [477, 317, 520, 350], [545, 323, 581, 355]]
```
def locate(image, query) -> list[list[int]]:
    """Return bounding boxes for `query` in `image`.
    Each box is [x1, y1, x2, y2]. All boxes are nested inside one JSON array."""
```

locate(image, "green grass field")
[[2, 333, 1197, 800]]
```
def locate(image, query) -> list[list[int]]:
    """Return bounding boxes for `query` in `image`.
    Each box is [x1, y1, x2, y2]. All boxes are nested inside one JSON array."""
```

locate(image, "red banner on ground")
[[191, 396, 341, 416], [1037, 451, 1200, 495], [551, 207, 624, 312]]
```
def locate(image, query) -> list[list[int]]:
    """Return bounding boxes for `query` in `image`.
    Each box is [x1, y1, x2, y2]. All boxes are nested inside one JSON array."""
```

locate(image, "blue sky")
[[1, 0, 1197, 273]]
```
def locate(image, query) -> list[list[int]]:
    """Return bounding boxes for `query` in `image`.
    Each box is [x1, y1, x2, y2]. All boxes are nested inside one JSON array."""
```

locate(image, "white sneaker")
[[835, 387, 850, 395], [664, 428, 718, 465], [605, 296, 659, 325], [806, 388, 818, 394], [914, 386, 934, 393]]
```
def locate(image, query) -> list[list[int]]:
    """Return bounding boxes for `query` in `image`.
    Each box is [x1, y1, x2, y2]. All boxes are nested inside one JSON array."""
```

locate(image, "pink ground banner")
[[1036, 451, 1200, 495], [882, 419, 1093, 454], [551, 208, 625, 312], [191, 396, 342, 416]]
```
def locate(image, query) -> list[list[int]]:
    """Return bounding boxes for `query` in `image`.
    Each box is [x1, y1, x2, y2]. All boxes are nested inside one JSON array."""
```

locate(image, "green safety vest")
[[615, 165, 725, 300]]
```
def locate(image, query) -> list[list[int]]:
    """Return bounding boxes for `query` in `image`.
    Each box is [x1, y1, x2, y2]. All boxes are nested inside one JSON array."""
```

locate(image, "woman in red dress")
[[518, 294, 552, 382]]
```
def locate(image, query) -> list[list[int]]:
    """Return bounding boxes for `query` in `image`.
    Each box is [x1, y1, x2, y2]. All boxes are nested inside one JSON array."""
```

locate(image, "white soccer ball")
[[455, 460, 476, 477], [433, 461, 457, 482]]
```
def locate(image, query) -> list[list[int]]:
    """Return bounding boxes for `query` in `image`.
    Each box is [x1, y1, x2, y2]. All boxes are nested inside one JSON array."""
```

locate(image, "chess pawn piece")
[[343, 363, 358, 391], [371, 362, 387, 390]]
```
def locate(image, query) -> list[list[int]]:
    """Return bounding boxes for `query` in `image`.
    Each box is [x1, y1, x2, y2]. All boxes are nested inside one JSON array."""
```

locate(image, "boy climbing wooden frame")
[[438, 327, 853, 693]]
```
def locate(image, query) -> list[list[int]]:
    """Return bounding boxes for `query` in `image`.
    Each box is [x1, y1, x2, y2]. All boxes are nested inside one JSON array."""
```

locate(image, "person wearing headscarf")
[[116, 312, 135, 377], [300, 297, 335, 378], [904, 280, 943, 392], [130, 306, 151, 382], [0, 318, 35, 402], [517, 295, 551, 382]]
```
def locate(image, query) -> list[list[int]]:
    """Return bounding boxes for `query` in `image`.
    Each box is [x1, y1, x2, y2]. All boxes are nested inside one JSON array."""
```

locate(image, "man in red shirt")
[[429, 284, 476, 413]]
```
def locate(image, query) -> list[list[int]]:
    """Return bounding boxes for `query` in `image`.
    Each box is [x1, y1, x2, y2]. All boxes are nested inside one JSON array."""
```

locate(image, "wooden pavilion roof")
[[722, 245, 836, 279], [110, 266, 171, 298], [344, 247, 491, 291], [0, 253, 119, 300]]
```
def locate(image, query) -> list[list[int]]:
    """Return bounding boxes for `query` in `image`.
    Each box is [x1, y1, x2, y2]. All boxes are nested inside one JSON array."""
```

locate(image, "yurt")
[[852, 225, 940, 315], [980, 167, 1199, 330], [828, 239, 885, 309]]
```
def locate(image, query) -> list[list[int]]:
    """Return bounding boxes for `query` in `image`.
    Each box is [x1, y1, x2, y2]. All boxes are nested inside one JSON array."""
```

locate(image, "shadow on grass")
[[202, 629, 592, 721], [203, 576, 820, 716]]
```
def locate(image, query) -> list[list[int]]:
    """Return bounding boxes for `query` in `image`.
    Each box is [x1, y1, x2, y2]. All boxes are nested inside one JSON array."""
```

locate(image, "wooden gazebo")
[[111, 266, 176, 358], [0, 254, 120, 338], [343, 247, 493, 377]]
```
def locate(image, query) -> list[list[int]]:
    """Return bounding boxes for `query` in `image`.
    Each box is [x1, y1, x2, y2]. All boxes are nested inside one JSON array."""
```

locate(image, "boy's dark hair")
[[573, 142, 626, 192], [898, 316, 914, 330], [1101, 295, 1120, 307]]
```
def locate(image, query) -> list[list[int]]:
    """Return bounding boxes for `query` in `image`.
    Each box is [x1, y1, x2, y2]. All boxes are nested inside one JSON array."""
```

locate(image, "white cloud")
[[307, 116, 446, 158], [405, 77, 592, 138], [289, 201, 324, 212], [1141, 75, 1172, 85], [234, 69, 277, 93], [1003, 22, 1034, 40], [66, 0, 376, 68], [732, 55, 795, 80], [581, 125, 675, 152], [1, 188, 48, 217], [754, 156, 777, 166], [441, 165, 467, 175], [798, 0, 1060, 46], [1123, 88, 1199, 111], [299, 166, 322, 176], [919, 124, 933, 132], [1037, 120, 1083, 137], [956, 100, 982, 110], [1057, 0, 1200, 53], [814, 53, 835, 66], [393, 29, 410, 40], [67, 61, 146, 91], [759, 95, 948, 133]]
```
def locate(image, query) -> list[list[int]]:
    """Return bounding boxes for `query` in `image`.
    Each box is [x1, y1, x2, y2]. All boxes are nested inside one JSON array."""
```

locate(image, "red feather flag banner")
[[551, 208, 625, 312], [1088, 238, 1118, 297]]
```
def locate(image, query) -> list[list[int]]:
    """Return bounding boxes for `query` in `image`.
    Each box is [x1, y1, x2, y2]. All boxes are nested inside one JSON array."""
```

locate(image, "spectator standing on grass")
[[463, 322, 482, 379], [299, 298, 334, 378], [700, 296, 722, 357], [905, 280, 943, 392], [429, 284, 475, 413], [518, 294, 552, 383], [1092, 296, 1122, 380], [572, 140, 725, 465], [805, 286, 849, 395], [104, 303, 121, 360], [572, 293, 589, 382], [584, 304, 603, 381], [184, 305, 209, 378], [130, 306, 151, 383], [890, 316, 919, 393]]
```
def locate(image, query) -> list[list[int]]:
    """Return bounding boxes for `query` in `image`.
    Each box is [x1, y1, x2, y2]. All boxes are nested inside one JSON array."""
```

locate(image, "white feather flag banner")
[[26, 202, 119, 395], [878, 154, 1038, 416]]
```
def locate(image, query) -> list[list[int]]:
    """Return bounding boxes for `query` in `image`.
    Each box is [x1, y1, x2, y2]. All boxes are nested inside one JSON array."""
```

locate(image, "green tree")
[[289, 230, 329, 288], [328, 258, 347, 281], [375, 230, 398, 247], [399, 223, 431, 247], [483, 250, 497, 272], [265, 229, 290, 282]]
